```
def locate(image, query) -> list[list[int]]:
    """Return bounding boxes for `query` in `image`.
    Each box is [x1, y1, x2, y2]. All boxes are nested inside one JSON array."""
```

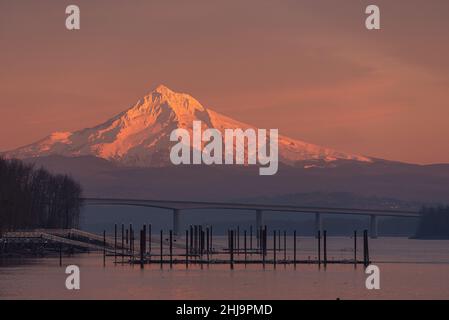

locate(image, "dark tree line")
[[0, 157, 83, 234], [415, 206, 449, 239]]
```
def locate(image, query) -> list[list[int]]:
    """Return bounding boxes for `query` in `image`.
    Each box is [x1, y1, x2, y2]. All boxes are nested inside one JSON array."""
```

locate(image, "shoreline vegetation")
[[0, 157, 83, 236], [414, 206, 449, 240]]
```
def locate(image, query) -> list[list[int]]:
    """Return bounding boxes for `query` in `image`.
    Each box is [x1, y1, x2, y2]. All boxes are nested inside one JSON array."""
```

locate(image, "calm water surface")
[[1, 237, 449, 299]]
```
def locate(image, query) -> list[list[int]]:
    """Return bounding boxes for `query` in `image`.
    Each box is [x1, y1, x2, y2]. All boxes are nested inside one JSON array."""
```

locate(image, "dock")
[[0, 225, 372, 269]]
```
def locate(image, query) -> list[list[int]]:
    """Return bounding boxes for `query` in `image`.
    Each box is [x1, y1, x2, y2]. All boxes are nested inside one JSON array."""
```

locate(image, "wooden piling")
[[283, 231, 287, 262], [129, 224, 132, 252], [363, 230, 367, 266], [103, 230, 106, 267], [278, 230, 281, 252], [273, 230, 277, 268], [129, 224, 134, 261], [363, 230, 370, 267], [256, 226, 259, 249], [160, 230, 163, 269], [194, 225, 198, 255], [237, 226, 240, 255], [169, 230, 173, 269], [230, 230, 234, 270], [250, 225, 253, 250], [261, 226, 267, 258], [206, 228, 210, 263], [131, 229, 134, 262], [323, 230, 327, 267], [199, 229, 203, 257], [261, 227, 264, 251], [261, 227, 264, 259], [293, 230, 297, 268], [114, 224, 117, 263], [227, 230, 230, 266], [198, 225, 202, 256], [202, 226, 205, 256], [185, 230, 189, 268], [121, 224, 125, 263], [209, 226, 213, 252], [126, 229, 129, 246], [244, 230, 247, 264], [59, 243, 62, 267], [148, 224, 152, 261], [366, 232, 370, 265], [202, 229, 205, 256], [354, 230, 357, 267], [264, 226, 268, 257], [200, 229, 204, 269], [142, 224, 147, 255], [318, 230, 321, 268], [189, 225, 193, 254], [210, 226, 213, 253], [262, 226, 267, 269], [140, 229, 144, 269]]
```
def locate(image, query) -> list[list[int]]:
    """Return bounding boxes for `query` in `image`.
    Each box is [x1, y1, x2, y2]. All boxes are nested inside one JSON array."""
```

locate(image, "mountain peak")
[[153, 84, 174, 95], [136, 85, 206, 117], [4, 85, 372, 167]]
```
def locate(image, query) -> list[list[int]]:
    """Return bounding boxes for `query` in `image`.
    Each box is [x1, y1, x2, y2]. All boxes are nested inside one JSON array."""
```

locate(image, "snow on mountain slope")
[[4, 85, 371, 167]]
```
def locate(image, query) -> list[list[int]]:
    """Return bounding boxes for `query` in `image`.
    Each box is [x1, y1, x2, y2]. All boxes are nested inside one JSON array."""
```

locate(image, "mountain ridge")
[[20, 154, 449, 203]]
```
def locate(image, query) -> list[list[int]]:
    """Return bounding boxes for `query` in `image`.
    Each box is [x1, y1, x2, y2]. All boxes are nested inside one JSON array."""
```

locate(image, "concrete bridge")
[[82, 198, 421, 238]]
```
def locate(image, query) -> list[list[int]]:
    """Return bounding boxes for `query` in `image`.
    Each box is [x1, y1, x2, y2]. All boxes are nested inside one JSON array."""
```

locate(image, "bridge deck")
[[83, 198, 420, 218]]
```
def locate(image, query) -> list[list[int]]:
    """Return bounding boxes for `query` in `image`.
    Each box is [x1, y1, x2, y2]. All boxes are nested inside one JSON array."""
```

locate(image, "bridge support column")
[[173, 209, 180, 236], [256, 210, 263, 233], [315, 213, 322, 237], [369, 215, 378, 239]]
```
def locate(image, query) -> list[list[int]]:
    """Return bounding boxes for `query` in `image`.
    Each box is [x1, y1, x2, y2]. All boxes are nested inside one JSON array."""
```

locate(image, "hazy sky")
[[1, 0, 448, 164]]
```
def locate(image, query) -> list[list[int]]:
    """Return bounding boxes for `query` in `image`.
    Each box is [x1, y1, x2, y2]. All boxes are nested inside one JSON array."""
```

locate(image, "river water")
[[1, 237, 448, 299]]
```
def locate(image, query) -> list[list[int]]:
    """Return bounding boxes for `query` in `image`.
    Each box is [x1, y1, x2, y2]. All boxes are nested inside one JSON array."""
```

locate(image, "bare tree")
[[0, 157, 83, 232]]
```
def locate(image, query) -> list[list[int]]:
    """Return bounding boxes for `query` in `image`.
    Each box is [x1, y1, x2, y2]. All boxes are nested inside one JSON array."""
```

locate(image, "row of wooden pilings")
[[102, 224, 372, 269]]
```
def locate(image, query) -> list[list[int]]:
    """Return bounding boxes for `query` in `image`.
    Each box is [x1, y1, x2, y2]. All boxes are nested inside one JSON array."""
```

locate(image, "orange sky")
[[1, 0, 449, 164]]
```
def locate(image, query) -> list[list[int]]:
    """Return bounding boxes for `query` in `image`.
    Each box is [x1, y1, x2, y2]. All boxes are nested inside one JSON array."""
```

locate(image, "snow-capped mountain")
[[4, 85, 371, 167]]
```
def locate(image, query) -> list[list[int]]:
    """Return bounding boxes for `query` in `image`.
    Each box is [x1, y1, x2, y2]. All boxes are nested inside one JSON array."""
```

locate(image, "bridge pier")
[[256, 210, 263, 232], [173, 209, 180, 236], [369, 215, 378, 239], [315, 213, 323, 237]]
